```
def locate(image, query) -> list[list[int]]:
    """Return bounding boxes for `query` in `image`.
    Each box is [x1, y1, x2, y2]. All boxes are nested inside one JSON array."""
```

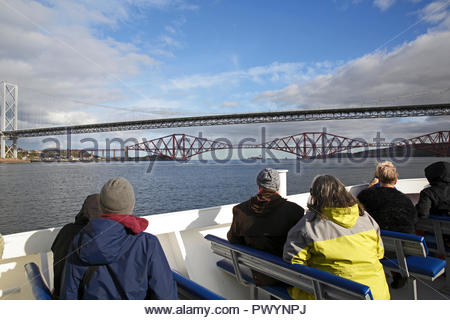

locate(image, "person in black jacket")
[[357, 164, 417, 289], [51, 194, 102, 298], [358, 164, 417, 234], [416, 161, 450, 218], [227, 168, 304, 285]]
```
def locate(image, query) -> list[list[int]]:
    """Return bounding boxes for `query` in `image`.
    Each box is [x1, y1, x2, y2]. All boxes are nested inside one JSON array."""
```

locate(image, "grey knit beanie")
[[99, 177, 135, 215], [256, 168, 280, 191]]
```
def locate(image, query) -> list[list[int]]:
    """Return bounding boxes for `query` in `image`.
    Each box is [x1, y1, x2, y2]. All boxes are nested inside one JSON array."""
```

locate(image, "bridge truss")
[[5, 103, 450, 138], [407, 131, 450, 157], [123, 131, 449, 161]]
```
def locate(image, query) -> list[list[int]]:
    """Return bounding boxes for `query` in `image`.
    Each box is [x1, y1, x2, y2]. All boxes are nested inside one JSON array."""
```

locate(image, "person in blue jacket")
[[60, 177, 177, 300]]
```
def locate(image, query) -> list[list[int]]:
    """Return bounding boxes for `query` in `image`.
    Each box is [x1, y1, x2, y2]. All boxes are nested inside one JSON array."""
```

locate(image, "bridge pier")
[[1, 82, 18, 159], [0, 134, 5, 158], [1, 136, 19, 159]]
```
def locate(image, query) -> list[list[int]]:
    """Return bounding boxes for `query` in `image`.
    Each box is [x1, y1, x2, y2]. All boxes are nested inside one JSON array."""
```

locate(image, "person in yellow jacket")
[[283, 175, 390, 300]]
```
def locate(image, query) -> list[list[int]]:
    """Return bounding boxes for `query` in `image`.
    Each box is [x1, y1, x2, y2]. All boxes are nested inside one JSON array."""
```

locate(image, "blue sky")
[[99, 0, 437, 115], [0, 0, 449, 151]]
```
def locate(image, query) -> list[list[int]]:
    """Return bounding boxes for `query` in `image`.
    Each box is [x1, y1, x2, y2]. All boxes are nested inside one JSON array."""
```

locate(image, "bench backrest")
[[380, 230, 428, 257], [24, 262, 53, 300], [416, 215, 450, 257], [172, 271, 225, 300], [205, 234, 373, 300]]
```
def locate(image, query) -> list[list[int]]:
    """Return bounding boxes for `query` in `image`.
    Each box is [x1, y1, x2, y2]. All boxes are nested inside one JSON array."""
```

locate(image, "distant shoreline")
[[0, 154, 447, 164], [0, 159, 31, 164]]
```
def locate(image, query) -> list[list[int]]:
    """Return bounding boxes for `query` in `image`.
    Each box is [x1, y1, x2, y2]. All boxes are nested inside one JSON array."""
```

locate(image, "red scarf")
[[101, 214, 149, 234]]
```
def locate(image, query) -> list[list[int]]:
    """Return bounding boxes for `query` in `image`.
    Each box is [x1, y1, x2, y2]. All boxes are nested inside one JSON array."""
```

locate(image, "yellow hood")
[[321, 204, 359, 228]]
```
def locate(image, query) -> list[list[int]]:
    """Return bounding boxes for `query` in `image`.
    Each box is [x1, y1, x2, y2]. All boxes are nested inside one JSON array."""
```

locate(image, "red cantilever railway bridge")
[[74, 130, 449, 160]]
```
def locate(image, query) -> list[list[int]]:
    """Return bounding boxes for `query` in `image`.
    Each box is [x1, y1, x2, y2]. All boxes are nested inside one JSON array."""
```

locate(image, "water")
[[0, 157, 446, 235]]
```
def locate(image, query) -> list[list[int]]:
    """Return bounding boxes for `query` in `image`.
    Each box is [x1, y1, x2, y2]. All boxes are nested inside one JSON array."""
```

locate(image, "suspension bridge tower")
[[0, 81, 18, 158]]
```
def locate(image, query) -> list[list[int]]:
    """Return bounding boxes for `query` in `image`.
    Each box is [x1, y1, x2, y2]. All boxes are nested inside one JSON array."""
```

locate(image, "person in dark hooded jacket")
[[416, 161, 450, 218], [51, 194, 102, 298], [60, 177, 177, 300], [227, 168, 304, 285]]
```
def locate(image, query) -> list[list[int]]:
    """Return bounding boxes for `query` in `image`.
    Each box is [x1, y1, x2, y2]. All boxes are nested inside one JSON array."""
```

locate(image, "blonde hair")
[[308, 175, 364, 216], [374, 161, 394, 178], [378, 165, 398, 185]]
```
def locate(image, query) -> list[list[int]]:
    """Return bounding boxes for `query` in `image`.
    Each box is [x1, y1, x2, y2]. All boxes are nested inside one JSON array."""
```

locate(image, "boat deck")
[[1, 176, 448, 300]]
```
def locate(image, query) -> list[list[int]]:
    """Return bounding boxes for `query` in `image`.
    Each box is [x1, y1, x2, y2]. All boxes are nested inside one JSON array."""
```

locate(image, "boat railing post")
[[40, 252, 53, 291], [277, 170, 288, 197]]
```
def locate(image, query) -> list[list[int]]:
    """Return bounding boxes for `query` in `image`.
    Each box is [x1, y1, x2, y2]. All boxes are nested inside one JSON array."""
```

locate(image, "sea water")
[[0, 157, 447, 234]]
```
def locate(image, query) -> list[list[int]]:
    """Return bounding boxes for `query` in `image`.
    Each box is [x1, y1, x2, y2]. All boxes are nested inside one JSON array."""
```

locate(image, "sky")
[[0, 0, 449, 153]]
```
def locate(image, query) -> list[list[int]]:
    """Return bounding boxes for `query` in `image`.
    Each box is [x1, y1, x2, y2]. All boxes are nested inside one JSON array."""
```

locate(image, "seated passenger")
[[227, 168, 305, 285], [416, 161, 450, 218], [283, 175, 390, 300], [51, 194, 102, 299], [368, 161, 395, 188], [60, 177, 177, 300], [357, 165, 417, 234]]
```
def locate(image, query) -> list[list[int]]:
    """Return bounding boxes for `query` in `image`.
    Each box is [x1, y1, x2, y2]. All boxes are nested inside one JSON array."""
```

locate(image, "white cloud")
[[163, 61, 336, 91], [373, 0, 396, 11], [165, 25, 176, 34], [255, 26, 450, 109], [46, 111, 99, 126], [221, 101, 240, 108], [420, 1, 450, 25], [151, 49, 176, 58], [159, 35, 183, 48], [126, 0, 198, 10], [0, 0, 160, 128]]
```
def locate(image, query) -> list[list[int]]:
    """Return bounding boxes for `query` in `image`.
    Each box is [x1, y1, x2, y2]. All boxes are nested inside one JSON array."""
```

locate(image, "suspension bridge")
[[1, 81, 450, 159]]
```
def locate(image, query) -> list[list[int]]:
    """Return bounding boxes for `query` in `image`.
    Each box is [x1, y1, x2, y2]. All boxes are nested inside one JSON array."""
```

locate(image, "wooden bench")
[[380, 229, 446, 299], [205, 234, 373, 300]]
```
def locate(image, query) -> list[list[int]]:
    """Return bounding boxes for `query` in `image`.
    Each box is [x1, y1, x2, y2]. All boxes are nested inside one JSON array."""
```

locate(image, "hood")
[[74, 194, 102, 225], [425, 161, 450, 185], [321, 204, 359, 228], [250, 190, 285, 214], [76, 215, 148, 265], [100, 214, 148, 234]]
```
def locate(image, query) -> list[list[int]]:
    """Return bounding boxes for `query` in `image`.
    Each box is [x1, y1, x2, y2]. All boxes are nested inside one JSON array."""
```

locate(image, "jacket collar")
[[101, 214, 148, 234]]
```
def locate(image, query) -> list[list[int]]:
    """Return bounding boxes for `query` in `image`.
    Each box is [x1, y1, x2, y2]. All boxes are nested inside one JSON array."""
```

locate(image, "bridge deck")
[[3, 103, 450, 138]]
